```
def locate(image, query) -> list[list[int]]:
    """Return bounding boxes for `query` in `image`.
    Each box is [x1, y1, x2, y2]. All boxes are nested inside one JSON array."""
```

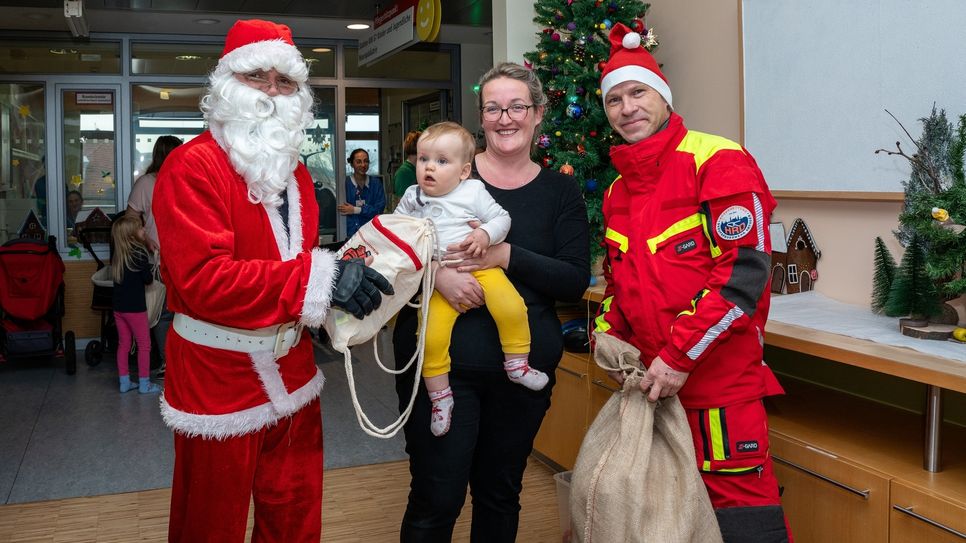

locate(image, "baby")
[[395, 121, 548, 436]]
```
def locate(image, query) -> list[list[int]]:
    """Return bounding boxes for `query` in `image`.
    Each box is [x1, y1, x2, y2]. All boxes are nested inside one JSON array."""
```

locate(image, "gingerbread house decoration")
[[769, 219, 821, 294], [17, 210, 47, 241], [74, 207, 112, 245], [784, 219, 821, 293]]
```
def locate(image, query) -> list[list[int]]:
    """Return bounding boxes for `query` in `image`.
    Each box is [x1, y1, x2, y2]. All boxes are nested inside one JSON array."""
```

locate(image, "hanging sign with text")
[[358, 0, 441, 67]]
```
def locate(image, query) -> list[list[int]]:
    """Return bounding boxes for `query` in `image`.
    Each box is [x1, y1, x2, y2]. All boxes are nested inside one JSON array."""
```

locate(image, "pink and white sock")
[[428, 387, 454, 437], [504, 358, 548, 391]]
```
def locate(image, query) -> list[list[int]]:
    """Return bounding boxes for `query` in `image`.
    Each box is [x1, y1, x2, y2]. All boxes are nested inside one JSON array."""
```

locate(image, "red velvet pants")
[[168, 398, 323, 543]]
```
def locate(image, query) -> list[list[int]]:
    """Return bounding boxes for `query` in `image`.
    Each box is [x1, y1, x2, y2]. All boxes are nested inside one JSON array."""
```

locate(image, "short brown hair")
[[418, 121, 475, 164], [403, 130, 421, 156]]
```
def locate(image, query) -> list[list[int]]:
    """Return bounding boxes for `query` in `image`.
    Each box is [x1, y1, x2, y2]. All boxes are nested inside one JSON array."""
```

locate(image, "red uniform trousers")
[[686, 398, 793, 542], [168, 398, 323, 543]]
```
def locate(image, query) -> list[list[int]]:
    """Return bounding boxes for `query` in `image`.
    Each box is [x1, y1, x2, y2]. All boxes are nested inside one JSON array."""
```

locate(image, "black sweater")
[[112, 248, 153, 313], [393, 167, 591, 373]]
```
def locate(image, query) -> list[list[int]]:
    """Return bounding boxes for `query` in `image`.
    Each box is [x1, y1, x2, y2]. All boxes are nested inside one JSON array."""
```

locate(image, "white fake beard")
[[203, 73, 314, 208]]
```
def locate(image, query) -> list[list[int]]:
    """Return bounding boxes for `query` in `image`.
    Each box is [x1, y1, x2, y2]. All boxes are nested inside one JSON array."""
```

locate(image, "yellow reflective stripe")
[[700, 213, 723, 258], [676, 130, 743, 171], [594, 296, 613, 332], [702, 460, 711, 471], [709, 408, 726, 461], [605, 228, 629, 252], [647, 213, 703, 254], [605, 175, 622, 198], [677, 289, 711, 317]]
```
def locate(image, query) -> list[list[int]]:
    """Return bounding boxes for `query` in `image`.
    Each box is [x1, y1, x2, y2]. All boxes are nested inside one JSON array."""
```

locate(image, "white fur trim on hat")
[[601, 65, 673, 108], [215, 39, 308, 82]]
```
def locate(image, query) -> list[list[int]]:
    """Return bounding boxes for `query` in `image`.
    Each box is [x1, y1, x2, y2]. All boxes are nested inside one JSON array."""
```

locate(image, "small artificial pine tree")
[[878, 107, 966, 299], [871, 236, 897, 313], [524, 0, 656, 263], [883, 233, 942, 318]]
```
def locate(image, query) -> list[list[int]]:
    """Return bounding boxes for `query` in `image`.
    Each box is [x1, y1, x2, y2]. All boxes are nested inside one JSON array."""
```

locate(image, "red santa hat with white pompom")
[[214, 19, 309, 83], [599, 22, 672, 108]]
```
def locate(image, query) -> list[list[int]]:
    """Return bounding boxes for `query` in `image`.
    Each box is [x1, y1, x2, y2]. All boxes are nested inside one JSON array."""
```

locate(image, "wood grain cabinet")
[[771, 433, 890, 543], [890, 480, 966, 542], [533, 351, 591, 470]]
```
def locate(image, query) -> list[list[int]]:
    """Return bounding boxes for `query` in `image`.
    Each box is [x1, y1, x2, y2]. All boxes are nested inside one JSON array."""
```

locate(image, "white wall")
[[459, 42, 493, 140]]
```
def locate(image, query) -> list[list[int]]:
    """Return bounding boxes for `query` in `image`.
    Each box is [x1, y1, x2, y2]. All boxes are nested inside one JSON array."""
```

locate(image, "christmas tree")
[[524, 0, 657, 263], [877, 106, 966, 299], [883, 233, 941, 318], [870, 236, 897, 313]]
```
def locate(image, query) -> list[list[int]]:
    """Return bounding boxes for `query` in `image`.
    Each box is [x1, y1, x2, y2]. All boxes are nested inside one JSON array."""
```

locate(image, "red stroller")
[[0, 236, 77, 374]]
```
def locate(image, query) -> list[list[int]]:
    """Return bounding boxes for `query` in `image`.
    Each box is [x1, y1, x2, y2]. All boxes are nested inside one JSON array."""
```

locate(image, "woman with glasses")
[[339, 148, 386, 238], [392, 62, 591, 542]]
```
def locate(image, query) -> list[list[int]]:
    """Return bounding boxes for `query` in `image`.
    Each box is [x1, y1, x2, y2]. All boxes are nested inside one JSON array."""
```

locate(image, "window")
[[0, 82, 45, 244], [0, 40, 120, 74], [787, 264, 799, 284], [131, 43, 335, 78], [796, 239, 806, 250]]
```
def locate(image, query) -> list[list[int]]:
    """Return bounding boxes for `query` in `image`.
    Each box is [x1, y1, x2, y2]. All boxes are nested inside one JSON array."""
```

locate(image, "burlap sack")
[[570, 332, 722, 543]]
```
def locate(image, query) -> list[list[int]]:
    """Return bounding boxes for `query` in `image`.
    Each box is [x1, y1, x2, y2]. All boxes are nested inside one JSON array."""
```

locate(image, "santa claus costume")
[[153, 19, 338, 543]]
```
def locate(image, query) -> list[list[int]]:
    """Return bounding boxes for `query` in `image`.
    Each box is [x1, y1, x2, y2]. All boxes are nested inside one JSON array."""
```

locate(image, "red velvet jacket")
[[596, 113, 783, 409], [153, 130, 338, 439]]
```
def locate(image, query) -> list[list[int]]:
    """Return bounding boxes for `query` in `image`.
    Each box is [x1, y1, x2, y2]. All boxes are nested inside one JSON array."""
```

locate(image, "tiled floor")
[[0, 329, 407, 505]]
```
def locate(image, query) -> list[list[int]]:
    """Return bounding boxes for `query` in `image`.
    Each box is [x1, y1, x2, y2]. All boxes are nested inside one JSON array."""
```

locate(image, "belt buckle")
[[273, 321, 303, 358]]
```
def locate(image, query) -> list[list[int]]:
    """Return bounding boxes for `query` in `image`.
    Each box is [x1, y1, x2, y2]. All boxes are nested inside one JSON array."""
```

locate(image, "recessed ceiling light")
[[194, 18, 220, 25], [175, 55, 202, 61], [346, 23, 370, 30], [312, 47, 332, 53]]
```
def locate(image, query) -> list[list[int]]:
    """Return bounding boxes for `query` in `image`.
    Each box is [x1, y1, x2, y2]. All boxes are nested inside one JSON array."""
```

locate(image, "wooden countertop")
[[765, 320, 966, 394]]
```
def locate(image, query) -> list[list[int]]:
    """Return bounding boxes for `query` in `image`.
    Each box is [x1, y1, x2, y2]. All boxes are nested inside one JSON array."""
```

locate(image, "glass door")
[[59, 86, 119, 252]]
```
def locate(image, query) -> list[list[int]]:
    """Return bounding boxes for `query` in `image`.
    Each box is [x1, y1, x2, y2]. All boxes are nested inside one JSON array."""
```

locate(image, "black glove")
[[332, 258, 394, 319]]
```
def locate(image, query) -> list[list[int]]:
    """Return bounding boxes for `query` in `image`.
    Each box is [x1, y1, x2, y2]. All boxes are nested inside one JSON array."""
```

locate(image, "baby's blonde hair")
[[111, 214, 146, 284], [418, 121, 476, 164]]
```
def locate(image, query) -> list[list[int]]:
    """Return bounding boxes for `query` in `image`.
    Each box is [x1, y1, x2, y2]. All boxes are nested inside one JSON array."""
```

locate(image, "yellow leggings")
[[422, 268, 530, 378]]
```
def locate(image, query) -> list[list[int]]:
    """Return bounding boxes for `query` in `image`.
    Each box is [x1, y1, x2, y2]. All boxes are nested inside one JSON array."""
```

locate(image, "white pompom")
[[622, 32, 641, 49]]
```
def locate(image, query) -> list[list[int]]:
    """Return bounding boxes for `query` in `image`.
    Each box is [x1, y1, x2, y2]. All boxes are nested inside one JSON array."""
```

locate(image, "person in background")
[[339, 148, 385, 238], [127, 135, 183, 379], [392, 62, 590, 542], [66, 190, 84, 228], [595, 23, 791, 542], [393, 130, 421, 199], [127, 135, 183, 253], [152, 19, 391, 542], [110, 214, 161, 394], [394, 121, 547, 437]]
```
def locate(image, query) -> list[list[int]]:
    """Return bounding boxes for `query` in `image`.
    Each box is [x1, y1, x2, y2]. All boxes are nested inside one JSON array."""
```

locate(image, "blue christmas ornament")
[[566, 103, 583, 119], [585, 178, 598, 192], [603, 18, 613, 29], [538, 134, 551, 149]]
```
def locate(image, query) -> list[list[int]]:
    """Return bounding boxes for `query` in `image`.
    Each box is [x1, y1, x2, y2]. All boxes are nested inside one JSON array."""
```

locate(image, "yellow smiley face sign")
[[415, 0, 441, 42]]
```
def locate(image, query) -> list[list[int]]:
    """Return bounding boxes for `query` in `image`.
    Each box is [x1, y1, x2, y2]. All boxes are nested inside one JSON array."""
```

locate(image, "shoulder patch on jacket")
[[715, 205, 754, 240]]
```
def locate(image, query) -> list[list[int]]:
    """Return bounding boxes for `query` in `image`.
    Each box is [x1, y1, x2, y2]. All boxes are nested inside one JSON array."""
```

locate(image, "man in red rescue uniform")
[[595, 23, 792, 542], [154, 19, 391, 542]]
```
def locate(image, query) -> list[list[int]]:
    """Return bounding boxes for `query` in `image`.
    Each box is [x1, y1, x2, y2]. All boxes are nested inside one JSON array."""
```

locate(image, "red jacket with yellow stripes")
[[597, 113, 783, 409]]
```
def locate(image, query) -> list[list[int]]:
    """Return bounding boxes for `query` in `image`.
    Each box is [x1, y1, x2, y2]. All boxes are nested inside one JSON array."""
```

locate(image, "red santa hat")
[[599, 23, 672, 108], [215, 19, 308, 82]]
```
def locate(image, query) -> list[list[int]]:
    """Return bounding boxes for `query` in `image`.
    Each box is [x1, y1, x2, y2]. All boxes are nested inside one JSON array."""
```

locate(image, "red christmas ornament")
[[542, 156, 553, 168], [551, 32, 561, 41], [597, 61, 606, 71], [543, 27, 553, 34], [631, 19, 645, 33], [559, 163, 575, 175], [590, 130, 598, 137], [577, 144, 586, 155]]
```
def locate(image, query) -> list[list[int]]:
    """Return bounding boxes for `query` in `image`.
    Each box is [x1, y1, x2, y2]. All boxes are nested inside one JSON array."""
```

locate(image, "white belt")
[[173, 313, 304, 358]]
